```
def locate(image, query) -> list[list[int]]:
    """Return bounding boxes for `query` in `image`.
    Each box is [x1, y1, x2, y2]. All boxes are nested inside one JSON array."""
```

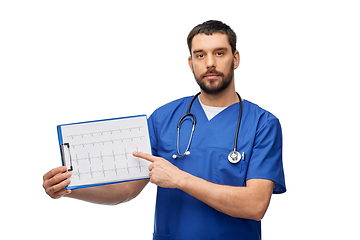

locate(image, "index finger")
[[133, 152, 156, 163], [43, 166, 68, 181]]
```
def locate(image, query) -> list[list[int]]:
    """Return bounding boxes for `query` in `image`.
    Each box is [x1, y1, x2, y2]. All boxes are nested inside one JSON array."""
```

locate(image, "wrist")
[[175, 170, 192, 190]]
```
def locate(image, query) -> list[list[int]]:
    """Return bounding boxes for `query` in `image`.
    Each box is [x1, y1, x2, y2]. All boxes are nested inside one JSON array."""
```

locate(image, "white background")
[[1, 1, 359, 239]]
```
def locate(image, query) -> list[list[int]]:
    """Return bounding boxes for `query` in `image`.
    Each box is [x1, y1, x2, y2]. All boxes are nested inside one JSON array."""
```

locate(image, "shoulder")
[[147, 96, 194, 152], [243, 100, 280, 131], [150, 96, 193, 121]]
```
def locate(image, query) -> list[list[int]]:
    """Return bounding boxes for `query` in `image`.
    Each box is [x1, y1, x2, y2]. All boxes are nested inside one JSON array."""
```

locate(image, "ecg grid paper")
[[58, 115, 152, 190]]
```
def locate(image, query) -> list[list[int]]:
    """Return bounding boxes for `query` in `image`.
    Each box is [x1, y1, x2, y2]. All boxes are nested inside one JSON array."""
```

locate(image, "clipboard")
[[57, 115, 152, 190]]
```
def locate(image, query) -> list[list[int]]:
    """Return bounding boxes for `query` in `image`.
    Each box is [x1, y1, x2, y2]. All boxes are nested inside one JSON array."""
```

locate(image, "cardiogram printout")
[[57, 115, 151, 190]]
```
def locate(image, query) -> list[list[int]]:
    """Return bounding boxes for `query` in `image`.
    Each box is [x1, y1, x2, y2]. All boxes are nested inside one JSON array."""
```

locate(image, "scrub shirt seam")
[[255, 117, 279, 139]]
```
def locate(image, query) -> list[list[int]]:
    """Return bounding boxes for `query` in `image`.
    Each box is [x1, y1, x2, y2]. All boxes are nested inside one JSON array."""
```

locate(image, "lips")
[[205, 74, 220, 79], [201, 70, 224, 80]]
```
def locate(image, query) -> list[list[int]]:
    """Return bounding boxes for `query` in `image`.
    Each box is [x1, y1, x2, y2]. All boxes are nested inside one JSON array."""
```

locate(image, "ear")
[[233, 50, 240, 69], [188, 56, 194, 73]]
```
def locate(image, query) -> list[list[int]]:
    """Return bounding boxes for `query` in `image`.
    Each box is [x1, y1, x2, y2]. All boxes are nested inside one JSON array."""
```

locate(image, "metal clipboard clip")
[[60, 143, 73, 171]]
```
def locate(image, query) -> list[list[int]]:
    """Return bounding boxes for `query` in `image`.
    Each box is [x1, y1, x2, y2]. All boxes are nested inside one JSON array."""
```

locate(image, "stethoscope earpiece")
[[173, 151, 190, 159]]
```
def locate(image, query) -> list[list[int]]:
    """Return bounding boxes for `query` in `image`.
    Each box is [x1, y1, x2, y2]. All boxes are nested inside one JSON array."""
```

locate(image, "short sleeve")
[[246, 117, 286, 194]]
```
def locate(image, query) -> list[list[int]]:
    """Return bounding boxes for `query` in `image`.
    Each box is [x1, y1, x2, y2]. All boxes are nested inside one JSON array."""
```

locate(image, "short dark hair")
[[187, 20, 237, 55]]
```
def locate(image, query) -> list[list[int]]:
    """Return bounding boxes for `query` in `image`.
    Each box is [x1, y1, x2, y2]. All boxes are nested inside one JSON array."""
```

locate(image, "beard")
[[193, 60, 235, 95]]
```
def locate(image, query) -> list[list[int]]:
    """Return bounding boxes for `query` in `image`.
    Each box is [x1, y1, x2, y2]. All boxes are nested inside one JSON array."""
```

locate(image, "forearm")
[[177, 172, 273, 221], [132, 152, 274, 220], [65, 179, 149, 205]]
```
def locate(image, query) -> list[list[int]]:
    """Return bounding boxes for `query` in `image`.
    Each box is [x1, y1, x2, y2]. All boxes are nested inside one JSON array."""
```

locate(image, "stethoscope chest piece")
[[228, 151, 241, 164]]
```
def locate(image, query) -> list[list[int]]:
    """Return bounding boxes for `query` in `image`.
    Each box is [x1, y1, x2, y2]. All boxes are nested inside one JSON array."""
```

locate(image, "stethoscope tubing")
[[233, 92, 242, 151], [173, 92, 242, 160]]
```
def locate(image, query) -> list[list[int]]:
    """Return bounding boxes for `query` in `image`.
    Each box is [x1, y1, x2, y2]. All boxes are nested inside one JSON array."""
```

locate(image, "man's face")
[[188, 33, 239, 95]]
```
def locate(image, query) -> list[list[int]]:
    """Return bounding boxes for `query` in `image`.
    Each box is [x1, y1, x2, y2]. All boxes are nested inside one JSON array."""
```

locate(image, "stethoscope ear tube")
[[173, 93, 201, 159], [177, 113, 196, 128], [174, 120, 196, 159], [187, 92, 201, 113]]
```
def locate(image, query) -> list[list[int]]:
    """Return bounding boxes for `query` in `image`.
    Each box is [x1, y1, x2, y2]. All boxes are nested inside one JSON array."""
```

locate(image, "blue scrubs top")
[[148, 96, 286, 240]]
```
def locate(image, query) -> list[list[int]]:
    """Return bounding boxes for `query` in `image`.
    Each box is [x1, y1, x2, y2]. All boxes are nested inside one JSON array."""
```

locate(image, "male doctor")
[[43, 20, 286, 239]]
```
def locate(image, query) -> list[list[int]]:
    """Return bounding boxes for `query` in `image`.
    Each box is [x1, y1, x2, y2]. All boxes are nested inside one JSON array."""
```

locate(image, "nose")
[[206, 54, 216, 69]]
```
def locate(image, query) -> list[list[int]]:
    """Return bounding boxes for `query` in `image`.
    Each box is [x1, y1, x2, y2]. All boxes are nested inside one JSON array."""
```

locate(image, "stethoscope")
[[173, 92, 245, 164]]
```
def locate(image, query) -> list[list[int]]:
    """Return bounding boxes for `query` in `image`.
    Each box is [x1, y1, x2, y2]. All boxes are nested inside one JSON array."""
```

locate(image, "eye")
[[197, 54, 204, 59], [216, 52, 224, 56]]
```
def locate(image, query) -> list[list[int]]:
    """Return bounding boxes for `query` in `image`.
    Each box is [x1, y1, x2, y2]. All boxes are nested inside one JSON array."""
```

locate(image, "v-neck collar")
[[192, 97, 241, 123], [199, 100, 227, 121]]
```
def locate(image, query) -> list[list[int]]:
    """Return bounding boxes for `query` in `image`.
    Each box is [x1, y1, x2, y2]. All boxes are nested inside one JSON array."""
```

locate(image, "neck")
[[198, 84, 239, 107]]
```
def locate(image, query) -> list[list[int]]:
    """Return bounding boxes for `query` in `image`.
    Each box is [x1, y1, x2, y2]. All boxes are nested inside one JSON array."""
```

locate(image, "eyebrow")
[[192, 47, 229, 55]]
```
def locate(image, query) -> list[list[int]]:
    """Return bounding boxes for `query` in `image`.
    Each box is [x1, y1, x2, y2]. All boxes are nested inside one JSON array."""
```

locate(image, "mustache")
[[200, 69, 224, 79]]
